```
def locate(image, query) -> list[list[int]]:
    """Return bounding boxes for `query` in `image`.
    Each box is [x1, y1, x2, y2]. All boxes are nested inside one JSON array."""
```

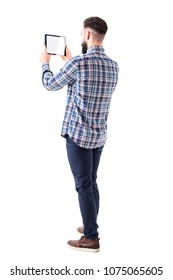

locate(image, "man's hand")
[[40, 46, 52, 64], [61, 46, 72, 62]]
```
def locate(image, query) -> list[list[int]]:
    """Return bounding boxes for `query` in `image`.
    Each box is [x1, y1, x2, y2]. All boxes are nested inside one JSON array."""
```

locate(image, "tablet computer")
[[45, 34, 66, 56]]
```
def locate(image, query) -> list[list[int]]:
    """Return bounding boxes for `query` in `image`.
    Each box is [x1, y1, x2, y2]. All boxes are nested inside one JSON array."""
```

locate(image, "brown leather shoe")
[[77, 226, 84, 235], [67, 236, 100, 252]]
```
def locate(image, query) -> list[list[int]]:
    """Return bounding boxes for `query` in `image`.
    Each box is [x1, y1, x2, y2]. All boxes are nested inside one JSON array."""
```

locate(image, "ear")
[[86, 30, 91, 40]]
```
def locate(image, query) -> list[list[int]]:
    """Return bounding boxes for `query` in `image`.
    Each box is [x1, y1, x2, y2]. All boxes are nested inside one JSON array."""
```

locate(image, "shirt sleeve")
[[42, 57, 78, 91]]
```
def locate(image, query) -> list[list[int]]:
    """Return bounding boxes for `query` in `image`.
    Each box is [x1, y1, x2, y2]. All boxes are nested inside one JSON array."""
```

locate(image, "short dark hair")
[[83, 17, 108, 34]]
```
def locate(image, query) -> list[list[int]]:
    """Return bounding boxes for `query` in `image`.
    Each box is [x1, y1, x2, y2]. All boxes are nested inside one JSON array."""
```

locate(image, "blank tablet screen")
[[45, 34, 66, 55]]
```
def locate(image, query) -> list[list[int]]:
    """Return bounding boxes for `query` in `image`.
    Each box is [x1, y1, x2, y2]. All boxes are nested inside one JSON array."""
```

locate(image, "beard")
[[81, 41, 88, 54]]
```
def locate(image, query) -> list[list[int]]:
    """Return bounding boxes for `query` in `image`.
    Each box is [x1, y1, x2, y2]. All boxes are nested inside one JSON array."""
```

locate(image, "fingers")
[[43, 44, 47, 53], [60, 55, 68, 61], [64, 45, 72, 60], [65, 45, 71, 54]]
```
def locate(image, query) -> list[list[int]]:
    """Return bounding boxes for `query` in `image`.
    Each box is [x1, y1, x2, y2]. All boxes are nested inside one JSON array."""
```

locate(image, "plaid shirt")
[[42, 46, 119, 149]]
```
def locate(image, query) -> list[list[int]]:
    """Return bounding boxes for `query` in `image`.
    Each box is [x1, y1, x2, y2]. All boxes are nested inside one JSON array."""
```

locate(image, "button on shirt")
[[42, 46, 119, 149]]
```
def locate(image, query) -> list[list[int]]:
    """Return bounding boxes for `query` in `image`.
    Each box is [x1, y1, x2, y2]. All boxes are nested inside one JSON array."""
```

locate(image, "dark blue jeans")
[[66, 135, 104, 240]]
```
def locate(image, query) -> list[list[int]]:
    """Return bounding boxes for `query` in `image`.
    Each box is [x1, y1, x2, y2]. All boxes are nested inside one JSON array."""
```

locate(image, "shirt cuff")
[[42, 63, 50, 72]]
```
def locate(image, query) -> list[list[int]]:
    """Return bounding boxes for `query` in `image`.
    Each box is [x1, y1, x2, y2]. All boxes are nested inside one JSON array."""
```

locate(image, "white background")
[[0, 0, 173, 279]]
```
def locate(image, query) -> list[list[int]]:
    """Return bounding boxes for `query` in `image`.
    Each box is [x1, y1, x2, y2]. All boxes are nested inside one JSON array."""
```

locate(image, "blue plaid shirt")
[[42, 46, 119, 149]]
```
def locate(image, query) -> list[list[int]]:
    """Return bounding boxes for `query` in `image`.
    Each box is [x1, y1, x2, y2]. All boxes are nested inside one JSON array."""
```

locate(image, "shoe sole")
[[67, 244, 100, 253]]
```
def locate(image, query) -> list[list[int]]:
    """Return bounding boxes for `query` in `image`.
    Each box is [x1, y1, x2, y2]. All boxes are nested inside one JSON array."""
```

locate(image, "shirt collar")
[[87, 46, 105, 54]]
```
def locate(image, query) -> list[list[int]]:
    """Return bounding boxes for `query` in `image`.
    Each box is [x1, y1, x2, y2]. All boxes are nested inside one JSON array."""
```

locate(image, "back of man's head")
[[83, 17, 108, 35]]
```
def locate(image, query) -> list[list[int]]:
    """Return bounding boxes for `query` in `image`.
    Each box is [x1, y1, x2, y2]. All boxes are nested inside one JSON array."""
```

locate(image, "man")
[[40, 16, 119, 252]]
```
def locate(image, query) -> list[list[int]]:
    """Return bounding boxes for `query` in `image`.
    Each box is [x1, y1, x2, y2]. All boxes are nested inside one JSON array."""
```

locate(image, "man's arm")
[[40, 46, 75, 91]]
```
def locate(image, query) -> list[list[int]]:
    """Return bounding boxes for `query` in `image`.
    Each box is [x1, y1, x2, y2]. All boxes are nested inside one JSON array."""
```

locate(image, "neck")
[[88, 41, 102, 48]]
